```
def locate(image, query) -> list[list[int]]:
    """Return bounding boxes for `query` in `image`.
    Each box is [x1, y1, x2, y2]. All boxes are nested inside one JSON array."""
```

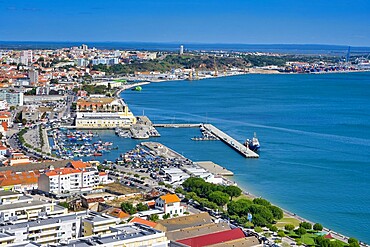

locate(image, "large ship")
[[244, 132, 260, 152]]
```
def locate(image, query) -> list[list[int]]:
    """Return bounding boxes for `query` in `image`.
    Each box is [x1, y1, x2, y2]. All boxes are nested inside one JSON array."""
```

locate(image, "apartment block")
[[0, 191, 67, 223], [38, 166, 106, 195]]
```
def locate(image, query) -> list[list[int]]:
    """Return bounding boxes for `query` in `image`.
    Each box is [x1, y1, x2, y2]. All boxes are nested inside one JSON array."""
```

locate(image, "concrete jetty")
[[203, 124, 259, 158], [195, 161, 234, 176], [153, 123, 201, 128]]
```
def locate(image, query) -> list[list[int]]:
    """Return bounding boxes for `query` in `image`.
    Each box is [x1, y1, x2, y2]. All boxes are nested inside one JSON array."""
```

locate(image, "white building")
[[180, 45, 184, 55], [155, 194, 185, 218], [29, 68, 38, 84], [38, 166, 109, 195], [0, 100, 8, 111], [67, 223, 169, 247], [0, 191, 67, 223], [75, 97, 136, 129], [0, 90, 23, 106], [0, 212, 86, 246], [21, 50, 33, 65], [161, 168, 190, 185]]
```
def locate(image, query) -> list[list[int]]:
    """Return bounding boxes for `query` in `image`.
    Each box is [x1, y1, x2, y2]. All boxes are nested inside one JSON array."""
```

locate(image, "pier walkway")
[[203, 124, 259, 158], [153, 123, 201, 128]]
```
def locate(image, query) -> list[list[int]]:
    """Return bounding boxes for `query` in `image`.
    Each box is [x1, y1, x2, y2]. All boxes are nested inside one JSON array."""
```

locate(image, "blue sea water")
[[80, 72, 370, 242], [121, 73, 370, 242]]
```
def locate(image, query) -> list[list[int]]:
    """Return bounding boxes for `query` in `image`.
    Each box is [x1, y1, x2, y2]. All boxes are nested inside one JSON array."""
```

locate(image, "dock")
[[203, 124, 259, 158], [195, 161, 234, 176], [153, 123, 201, 128]]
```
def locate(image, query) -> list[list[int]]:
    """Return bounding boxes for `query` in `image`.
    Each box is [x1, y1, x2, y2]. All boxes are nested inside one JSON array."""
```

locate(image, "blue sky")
[[0, 0, 369, 46]]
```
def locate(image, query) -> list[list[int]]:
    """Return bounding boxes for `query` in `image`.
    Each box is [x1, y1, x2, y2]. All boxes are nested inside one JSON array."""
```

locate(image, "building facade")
[[75, 97, 136, 129], [155, 194, 185, 218], [0, 91, 23, 106]]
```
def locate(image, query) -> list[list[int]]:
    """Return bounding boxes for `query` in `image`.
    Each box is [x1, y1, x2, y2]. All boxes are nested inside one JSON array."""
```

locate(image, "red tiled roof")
[[45, 167, 81, 176], [160, 194, 180, 204], [0, 171, 39, 186], [69, 160, 90, 169], [177, 228, 245, 247], [130, 217, 157, 228]]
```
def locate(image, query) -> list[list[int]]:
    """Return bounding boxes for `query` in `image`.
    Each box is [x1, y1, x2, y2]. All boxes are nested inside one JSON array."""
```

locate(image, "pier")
[[195, 161, 234, 176], [153, 123, 201, 128], [203, 124, 259, 158]]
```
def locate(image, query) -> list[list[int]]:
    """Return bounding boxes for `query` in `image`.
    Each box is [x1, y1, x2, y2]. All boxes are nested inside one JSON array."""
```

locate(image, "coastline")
[[115, 77, 369, 245]]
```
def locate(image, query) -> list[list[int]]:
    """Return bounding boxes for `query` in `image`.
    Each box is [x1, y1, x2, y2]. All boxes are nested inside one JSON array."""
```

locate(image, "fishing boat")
[[244, 132, 260, 152]]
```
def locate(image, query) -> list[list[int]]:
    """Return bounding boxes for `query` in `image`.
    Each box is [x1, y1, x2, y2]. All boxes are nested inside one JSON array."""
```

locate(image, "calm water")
[[125, 73, 370, 241], [83, 73, 370, 241]]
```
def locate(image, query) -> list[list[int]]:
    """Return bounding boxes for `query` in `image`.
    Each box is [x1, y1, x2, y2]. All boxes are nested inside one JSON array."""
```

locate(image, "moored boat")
[[244, 132, 260, 152]]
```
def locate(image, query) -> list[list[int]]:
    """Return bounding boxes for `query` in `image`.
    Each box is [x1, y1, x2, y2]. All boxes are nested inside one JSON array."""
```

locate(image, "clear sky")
[[0, 0, 369, 46]]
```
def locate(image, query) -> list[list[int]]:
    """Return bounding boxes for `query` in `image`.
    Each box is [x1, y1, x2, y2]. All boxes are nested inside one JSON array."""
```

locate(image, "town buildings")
[[75, 97, 136, 129], [38, 161, 109, 195]]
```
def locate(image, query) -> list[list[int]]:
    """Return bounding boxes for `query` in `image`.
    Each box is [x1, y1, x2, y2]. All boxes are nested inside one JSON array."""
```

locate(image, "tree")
[[175, 187, 185, 195], [136, 203, 149, 212], [284, 224, 295, 232], [22, 118, 27, 125], [149, 214, 159, 222], [253, 198, 271, 207], [296, 227, 307, 236], [58, 202, 69, 209], [162, 213, 170, 220], [208, 191, 229, 206], [225, 185, 242, 200], [313, 223, 323, 231], [121, 202, 137, 215], [299, 222, 312, 230], [269, 205, 283, 220], [252, 214, 268, 227], [348, 238, 360, 247], [254, 226, 263, 233], [269, 225, 278, 232], [277, 230, 285, 239], [227, 199, 252, 216]]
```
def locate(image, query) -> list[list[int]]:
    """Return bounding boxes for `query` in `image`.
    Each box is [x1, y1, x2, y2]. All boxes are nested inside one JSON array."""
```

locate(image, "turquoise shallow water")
[[83, 73, 370, 241]]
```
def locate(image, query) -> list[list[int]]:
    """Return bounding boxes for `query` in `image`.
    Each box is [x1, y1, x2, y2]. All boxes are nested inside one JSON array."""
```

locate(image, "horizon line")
[[0, 40, 369, 48]]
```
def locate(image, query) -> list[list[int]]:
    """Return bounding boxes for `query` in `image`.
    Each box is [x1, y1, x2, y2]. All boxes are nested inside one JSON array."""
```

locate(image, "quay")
[[153, 123, 201, 128], [203, 124, 259, 158], [195, 161, 234, 176]]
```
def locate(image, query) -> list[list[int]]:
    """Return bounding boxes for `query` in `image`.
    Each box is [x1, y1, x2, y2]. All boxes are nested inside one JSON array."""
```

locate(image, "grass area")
[[275, 217, 301, 228], [299, 233, 316, 246], [232, 193, 253, 201]]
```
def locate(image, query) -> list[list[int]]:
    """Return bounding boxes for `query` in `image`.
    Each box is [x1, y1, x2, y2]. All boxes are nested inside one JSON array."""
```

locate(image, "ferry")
[[244, 133, 260, 152]]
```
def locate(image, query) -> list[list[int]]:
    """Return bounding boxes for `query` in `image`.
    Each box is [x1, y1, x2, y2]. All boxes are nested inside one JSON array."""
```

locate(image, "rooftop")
[[159, 194, 180, 204], [166, 222, 231, 241], [129, 217, 157, 228], [155, 212, 213, 232], [177, 228, 246, 247]]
